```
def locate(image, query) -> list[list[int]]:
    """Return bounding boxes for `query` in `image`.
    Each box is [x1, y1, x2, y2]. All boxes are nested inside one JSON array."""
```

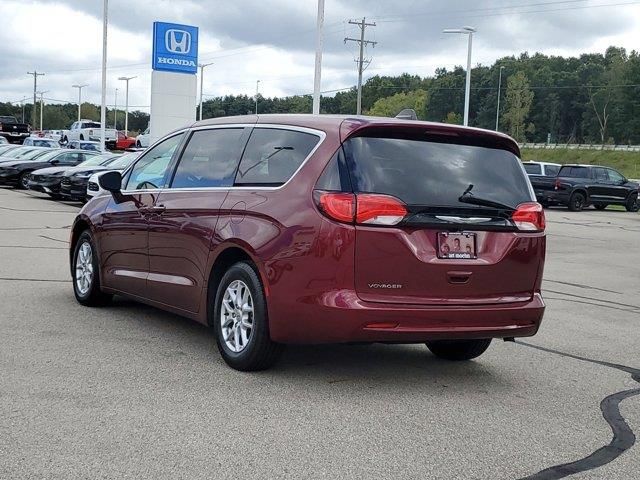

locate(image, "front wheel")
[[426, 339, 492, 361], [213, 262, 283, 371], [568, 192, 586, 212], [72, 231, 112, 306], [136, 141, 141, 148], [17, 171, 30, 190], [625, 193, 639, 212]]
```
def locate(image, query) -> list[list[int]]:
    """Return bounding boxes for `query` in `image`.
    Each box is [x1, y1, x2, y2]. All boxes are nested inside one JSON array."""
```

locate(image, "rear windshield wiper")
[[458, 192, 515, 211]]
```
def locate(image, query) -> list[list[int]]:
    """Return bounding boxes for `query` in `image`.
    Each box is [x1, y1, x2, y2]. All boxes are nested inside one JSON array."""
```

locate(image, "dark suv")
[[70, 115, 546, 371]]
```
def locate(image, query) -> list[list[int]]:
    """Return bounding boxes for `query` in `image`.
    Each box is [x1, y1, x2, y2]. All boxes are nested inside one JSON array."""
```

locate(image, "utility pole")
[[114, 88, 118, 130], [255, 80, 260, 115], [344, 18, 377, 115], [312, 0, 325, 115], [72, 84, 88, 122], [100, 0, 108, 152], [198, 63, 213, 121], [496, 66, 505, 131], [37, 91, 49, 131], [27, 71, 45, 128], [118, 76, 136, 136]]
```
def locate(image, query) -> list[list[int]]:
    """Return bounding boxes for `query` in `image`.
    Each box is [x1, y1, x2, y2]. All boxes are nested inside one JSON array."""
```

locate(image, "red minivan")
[[70, 115, 545, 371]]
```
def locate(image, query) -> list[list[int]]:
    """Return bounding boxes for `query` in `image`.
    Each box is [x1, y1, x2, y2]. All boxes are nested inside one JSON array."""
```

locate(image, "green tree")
[[502, 71, 534, 141], [367, 89, 428, 119], [443, 112, 462, 124]]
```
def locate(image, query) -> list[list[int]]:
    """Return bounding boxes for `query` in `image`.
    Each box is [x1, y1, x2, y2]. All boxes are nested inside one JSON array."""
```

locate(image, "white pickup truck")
[[62, 120, 117, 149]]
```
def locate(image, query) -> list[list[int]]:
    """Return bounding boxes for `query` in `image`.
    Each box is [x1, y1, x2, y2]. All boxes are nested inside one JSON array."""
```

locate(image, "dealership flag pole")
[[100, 0, 108, 152], [312, 0, 325, 115]]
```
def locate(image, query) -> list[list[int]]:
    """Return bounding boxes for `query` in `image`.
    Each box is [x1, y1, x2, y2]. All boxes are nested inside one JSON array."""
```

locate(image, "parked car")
[[136, 127, 150, 148], [67, 140, 101, 152], [115, 131, 136, 150], [43, 130, 64, 142], [0, 146, 55, 164], [0, 148, 61, 188], [59, 154, 122, 201], [69, 115, 546, 371], [85, 152, 141, 199], [26, 151, 105, 198], [532, 164, 639, 211], [0, 115, 30, 144], [23, 137, 61, 148], [0, 144, 20, 156], [63, 120, 117, 149]]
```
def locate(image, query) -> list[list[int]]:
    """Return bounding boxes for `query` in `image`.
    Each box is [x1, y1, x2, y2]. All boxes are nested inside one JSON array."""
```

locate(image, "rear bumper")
[[269, 291, 545, 344]]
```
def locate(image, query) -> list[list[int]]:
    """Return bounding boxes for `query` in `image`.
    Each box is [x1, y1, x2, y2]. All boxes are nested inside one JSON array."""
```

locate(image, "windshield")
[[37, 151, 66, 162], [78, 154, 115, 167], [21, 148, 55, 160], [108, 152, 138, 169], [0, 116, 17, 124], [346, 136, 533, 208], [81, 143, 100, 151], [30, 139, 57, 147]]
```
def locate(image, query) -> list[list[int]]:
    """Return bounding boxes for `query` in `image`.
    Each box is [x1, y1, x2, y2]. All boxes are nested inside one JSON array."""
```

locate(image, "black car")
[[535, 164, 639, 212], [26, 151, 108, 197], [59, 154, 121, 201], [0, 148, 60, 188]]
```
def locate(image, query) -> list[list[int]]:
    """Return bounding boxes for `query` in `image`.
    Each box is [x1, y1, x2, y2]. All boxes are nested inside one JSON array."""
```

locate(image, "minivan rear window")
[[345, 136, 532, 208]]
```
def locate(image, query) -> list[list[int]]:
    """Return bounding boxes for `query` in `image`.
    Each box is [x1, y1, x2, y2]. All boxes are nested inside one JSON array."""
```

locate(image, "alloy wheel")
[[75, 241, 94, 295], [220, 280, 254, 353]]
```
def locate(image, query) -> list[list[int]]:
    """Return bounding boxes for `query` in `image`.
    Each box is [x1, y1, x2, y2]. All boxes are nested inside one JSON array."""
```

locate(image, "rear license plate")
[[438, 232, 476, 259]]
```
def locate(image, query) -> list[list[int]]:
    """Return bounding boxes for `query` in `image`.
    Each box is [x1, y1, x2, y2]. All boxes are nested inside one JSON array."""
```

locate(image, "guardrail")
[[520, 143, 640, 152]]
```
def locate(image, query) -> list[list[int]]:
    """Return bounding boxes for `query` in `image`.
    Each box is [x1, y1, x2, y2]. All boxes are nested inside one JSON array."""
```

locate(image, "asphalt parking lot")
[[1, 188, 639, 480]]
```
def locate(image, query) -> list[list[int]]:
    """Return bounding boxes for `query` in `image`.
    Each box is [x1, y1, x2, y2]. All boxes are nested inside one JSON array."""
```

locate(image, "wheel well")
[[571, 188, 588, 200], [69, 220, 90, 262], [206, 247, 255, 326]]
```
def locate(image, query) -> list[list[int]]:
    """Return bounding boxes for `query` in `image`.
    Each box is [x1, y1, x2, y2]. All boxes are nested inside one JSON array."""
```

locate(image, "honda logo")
[[165, 29, 191, 54]]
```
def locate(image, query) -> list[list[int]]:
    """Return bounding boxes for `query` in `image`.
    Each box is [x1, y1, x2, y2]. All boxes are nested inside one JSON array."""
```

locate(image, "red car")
[[115, 131, 136, 150], [69, 115, 546, 371]]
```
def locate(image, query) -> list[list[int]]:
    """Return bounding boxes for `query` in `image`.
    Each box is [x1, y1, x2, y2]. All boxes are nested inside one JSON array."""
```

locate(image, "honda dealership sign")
[[152, 22, 199, 74]]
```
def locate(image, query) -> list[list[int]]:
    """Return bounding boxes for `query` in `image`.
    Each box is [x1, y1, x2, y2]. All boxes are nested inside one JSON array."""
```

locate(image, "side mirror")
[[99, 170, 122, 193]]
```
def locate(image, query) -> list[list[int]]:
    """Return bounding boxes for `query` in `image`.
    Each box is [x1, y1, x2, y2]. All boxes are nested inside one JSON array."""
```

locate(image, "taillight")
[[314, 191, 355, 223], [314, 191, 407, 226], [554, 178, 561, 190], [356, 194, 407, 225], [512, 202, 545, 232]]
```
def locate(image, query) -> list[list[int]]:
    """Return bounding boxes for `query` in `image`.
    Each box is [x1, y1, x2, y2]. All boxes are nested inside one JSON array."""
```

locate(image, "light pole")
[[312, 0, 325, 115], [100, 0, 108, 152], [255, 80, 260, 115], [496, 66, 505, 131], [114, 88, 118, 130], [443, 26, 476, 126], [72, 84, 88, 122], [118, 76, 136, 136], [198, 62, 213, 121], [37, 91, 49, 130]]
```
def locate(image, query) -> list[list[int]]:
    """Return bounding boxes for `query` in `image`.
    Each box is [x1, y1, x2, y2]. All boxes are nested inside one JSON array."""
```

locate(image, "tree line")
[[1, 46, 638, 144]]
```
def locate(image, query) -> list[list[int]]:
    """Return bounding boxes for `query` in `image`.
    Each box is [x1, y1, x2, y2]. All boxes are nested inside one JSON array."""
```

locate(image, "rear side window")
[[171, 128, 244, 188], [560, 166, 590, 178], [345, 136, 533, 208], [235, 128, 320, 186], [523, 163, 542, 175], [545, 165, 560, 176]]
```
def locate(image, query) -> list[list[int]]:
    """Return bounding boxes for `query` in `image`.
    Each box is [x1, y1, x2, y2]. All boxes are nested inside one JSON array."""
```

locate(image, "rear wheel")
[[426, 339, 492, 361], [626, 193, 639, 212], [594, 204, 608, 211], [136, 140, 141, 148], [72, 230, 112, 306], [17, 171, 30, 190], [213, 262, 283, 371], [568, 192, 586, 212]]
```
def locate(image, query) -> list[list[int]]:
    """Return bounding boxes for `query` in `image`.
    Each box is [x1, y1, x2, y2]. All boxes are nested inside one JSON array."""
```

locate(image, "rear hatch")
[[325, 128, 545, 306]]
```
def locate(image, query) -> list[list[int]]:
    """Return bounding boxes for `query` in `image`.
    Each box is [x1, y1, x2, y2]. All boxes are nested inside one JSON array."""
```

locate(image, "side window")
[[607, 169, 625, 183], [316, 148, 351, 192], [235, 128, 320, 186], [125, 133, 184, 190], [57, 153, 78, 165], [171, 128, 245, 188], [594, 168, 609, 182]]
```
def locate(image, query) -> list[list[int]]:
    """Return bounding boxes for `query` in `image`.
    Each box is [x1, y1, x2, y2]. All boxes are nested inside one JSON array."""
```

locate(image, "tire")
[[72, 230, 112, 307], [136, 141, 141, 148], [626, 193, 639, 212], [16, 171, 30, 190], [426, 339, 492, 361], [213, 261, 283, 371], [568, 192, 586, 212], [79, 134, 84, 141], [594, 204, 608, 211]]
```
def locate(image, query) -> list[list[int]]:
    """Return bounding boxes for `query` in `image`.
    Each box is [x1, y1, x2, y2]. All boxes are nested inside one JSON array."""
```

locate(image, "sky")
[[1, 0, 639, 114]]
